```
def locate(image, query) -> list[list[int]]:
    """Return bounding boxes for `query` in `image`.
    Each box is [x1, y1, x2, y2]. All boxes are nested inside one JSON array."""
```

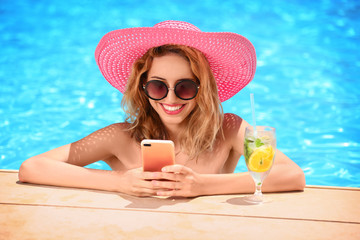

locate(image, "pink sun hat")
[[95, 20, 256, 102]]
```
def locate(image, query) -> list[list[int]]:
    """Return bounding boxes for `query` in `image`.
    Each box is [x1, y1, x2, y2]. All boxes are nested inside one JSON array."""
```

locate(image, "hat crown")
[[153, 20, 201, 32]]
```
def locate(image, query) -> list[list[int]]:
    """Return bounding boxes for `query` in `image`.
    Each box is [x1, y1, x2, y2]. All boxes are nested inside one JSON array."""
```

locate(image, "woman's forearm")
[[200, 172, 254, 195], [18, 157, 121, 192], [200, 165, 305, 196]]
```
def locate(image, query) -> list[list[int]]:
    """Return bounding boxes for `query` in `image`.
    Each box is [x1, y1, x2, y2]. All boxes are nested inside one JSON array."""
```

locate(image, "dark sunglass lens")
[[175, 80, 198, 100], [145, 81, 167, 100]]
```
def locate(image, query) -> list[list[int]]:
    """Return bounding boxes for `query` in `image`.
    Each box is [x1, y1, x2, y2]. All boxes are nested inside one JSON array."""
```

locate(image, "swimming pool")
[[1, 0, 359, 187]]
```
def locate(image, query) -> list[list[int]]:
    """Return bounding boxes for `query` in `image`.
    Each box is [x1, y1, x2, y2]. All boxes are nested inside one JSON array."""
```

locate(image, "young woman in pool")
[[19, 20, 305, 197]]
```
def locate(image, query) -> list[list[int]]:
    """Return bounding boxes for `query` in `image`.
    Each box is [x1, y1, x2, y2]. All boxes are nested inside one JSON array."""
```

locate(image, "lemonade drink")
[[244, 127, 276, 187]]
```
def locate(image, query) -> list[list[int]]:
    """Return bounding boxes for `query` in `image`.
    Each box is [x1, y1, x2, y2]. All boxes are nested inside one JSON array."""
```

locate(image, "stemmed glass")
[[244, 126, 276, 204]]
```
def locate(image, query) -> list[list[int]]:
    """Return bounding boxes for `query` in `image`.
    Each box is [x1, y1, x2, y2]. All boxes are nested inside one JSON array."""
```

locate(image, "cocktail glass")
[[244, 126, 276, 204]]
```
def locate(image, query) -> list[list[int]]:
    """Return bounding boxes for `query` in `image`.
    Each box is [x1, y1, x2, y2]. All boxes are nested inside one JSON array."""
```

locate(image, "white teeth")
[[163, 105, 182, 111]]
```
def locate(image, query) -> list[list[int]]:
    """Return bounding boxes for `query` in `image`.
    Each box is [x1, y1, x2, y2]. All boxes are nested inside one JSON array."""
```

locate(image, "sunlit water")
[[1, 0, 359, 187]]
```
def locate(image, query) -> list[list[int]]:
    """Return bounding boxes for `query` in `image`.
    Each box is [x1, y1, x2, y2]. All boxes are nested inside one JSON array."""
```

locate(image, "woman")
[[19, 20, 305, 197]]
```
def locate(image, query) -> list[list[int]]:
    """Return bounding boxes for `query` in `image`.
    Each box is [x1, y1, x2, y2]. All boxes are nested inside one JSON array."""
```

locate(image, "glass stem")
[[254, 183, 263, 197]]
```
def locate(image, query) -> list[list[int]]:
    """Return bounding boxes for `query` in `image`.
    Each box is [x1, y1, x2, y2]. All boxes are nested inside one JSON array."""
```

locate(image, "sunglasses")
[[143, 80, 199, 100]]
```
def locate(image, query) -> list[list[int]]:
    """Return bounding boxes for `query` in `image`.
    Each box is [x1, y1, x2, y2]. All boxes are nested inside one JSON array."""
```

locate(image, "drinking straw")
[[250, 93, 257, 137]]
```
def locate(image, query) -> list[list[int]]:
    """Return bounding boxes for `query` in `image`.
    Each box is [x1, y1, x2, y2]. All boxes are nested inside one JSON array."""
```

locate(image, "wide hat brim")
[[95, 21, 256, 102]]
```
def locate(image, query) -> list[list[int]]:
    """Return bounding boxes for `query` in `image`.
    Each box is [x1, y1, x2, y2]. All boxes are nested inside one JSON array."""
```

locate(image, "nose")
[[166, 87, 178, 101]]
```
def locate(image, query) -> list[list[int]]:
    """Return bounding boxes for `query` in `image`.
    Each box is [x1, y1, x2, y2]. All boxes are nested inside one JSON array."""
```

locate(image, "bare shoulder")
[[68, 122, 134, 164], [98, 122, 131, 136], [78, 122, 133, 146], [107, 122, 134, 144], [223, 113, 243, 138], [222, 113, 251, 154]]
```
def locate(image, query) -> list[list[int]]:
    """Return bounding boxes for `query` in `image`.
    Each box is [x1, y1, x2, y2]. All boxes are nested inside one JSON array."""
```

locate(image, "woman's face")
[[146, 53, 197, 128]]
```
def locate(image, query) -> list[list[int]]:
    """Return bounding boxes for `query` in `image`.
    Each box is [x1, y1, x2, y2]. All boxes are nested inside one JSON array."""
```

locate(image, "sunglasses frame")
[[143, 79, 200, 101]]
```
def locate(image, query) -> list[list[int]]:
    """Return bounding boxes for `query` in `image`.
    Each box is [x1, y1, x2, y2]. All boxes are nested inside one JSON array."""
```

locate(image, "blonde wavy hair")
[[121, 44, 223, 159]]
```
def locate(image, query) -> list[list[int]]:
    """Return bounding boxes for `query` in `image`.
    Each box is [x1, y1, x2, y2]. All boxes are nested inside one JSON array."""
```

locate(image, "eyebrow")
[[149, 76, 196, 83], [149, 76, 166, 81]]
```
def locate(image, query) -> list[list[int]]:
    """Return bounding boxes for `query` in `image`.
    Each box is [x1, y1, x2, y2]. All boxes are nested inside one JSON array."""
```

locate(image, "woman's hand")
[[118, 167, 171, 197], [150, 164, 204, 198]]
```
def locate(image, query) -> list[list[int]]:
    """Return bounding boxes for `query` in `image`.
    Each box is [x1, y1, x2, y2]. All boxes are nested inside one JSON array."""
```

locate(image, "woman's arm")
[[153, 114, 305, 197], [19, 144, 120, 191], [200, 149, 306, 196], [153, 158, 305, 197], [18, 124, 161, 196], [19, 123, 118, 186], [19, 151, 160, 196], [227, 114, 306, 193]]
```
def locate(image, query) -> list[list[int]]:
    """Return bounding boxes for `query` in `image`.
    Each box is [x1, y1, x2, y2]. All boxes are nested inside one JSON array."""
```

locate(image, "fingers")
[[130, 178, 174, 197], [140, 171, 183, 197], [142, 170, 185, 182], [162, 164, 192, 175], [147, 164, 192, 180], [132, 188, 157, 197], [156, 188, 182, 197], [151, 178, 182, 189], [138, 165, 195, 197], [123, 169, 164, 197]]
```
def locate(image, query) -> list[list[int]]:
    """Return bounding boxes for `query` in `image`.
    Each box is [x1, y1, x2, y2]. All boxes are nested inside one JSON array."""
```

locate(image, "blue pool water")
[[1, 0, 359, 187]]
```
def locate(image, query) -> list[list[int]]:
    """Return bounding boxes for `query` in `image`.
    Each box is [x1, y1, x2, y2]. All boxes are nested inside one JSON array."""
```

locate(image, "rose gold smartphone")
[[141, 139, 175, 172]]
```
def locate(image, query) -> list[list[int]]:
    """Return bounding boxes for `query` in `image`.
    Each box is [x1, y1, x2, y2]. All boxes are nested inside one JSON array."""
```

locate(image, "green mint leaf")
[[244, 142, 253, 162], [255, 138, 264, 147]]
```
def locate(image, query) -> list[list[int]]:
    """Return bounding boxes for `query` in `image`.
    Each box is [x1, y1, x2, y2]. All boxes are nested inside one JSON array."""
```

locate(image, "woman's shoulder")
[[80, 122, 132, 144], [103, 122, 131, 131], [220, 113, 251, 157], [222, 113, 250, 142], [223, 113, 243, 132]]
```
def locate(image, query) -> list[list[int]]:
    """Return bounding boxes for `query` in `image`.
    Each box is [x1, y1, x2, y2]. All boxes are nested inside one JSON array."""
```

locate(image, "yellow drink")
[[244, 126, 276, 203]]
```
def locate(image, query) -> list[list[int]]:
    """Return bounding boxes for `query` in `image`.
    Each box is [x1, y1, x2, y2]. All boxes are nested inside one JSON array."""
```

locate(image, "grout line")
[[0, 170, 19, 173], [1, 202, 359, 225], [306, 185, 360, 191]]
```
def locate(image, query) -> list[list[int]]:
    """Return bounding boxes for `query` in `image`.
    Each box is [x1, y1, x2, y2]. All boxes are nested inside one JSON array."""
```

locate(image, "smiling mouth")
[[161, 104, 185, 113]]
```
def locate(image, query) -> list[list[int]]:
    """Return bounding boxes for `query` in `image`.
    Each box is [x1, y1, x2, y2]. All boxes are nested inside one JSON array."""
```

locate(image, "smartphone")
[[141, 139, 175, 172]]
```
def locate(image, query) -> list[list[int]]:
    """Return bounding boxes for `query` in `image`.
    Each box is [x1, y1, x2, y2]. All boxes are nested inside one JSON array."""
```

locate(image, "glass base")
[[243, 193, 272, 205]]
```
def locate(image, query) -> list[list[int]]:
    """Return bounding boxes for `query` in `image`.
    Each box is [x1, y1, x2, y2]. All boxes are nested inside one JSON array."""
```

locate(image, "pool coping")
[[1, 169, 359, 239], [1, 168, 358, 190]]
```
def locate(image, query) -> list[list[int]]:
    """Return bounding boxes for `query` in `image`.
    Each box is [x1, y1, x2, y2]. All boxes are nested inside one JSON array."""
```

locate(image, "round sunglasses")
[[143, 80, 199, 100]]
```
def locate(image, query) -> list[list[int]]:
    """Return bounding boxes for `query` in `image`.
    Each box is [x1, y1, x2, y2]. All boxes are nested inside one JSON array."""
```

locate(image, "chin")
[[158, 110, 193, 128], [162, 117, 187, 126]]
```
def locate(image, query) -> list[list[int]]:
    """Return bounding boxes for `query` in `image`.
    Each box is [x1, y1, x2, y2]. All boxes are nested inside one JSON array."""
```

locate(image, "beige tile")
[[1, 171, 359, 224], [1, 204, 359, 240]]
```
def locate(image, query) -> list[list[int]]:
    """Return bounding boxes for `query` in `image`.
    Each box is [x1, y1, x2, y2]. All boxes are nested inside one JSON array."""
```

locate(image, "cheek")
[[187, 100, 197, 112], [149, 100, 158, 111]]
